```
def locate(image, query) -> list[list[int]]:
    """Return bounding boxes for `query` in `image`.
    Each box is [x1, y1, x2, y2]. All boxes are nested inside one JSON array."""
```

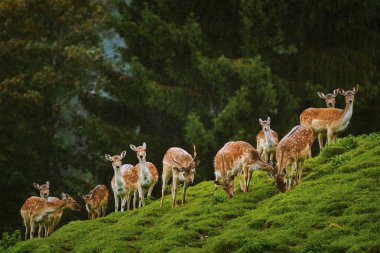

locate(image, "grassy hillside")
[[5, 134, 380, 253]]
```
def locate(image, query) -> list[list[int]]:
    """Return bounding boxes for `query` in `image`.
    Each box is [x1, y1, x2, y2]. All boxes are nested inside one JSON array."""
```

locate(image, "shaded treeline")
[[0, 0, 379, 234]]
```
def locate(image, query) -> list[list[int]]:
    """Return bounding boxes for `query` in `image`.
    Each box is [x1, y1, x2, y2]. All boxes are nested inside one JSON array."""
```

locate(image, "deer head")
[[105, 151, 126, 170], [62, 193, 81, 211], [317, 89, 339, 108], [338, 84, 359, 105], [259, 117, 271, 132], [130, 143, 147, 162], [33, 181, 50, 199], [172, 144, 199, 184], [272, 165, 286, 193]]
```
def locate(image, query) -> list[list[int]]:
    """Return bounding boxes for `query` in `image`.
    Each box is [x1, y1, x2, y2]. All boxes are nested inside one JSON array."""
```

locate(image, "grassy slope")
[[7, 134, 380, 253]]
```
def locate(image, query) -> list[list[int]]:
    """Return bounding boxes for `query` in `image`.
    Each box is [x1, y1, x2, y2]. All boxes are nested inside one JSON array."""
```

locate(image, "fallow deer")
[[161, 145, 199, 208], [33, 181, 50, 199], [256, 117, 279, 162], [20, 193, 81, 240], [105, 151, 138, 212], [78, 185, 109, 219], [301, 85, 359, 150], [316, 89, 339, 149], [130, 142, 158, 208], [214, 141, 274, 198], [275, 125, 314, 192]]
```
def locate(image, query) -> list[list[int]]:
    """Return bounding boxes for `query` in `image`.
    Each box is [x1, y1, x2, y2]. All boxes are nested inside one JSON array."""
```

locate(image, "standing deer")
[[78, 185, 109, 219], [33, 181, 50, 199], [275, 125, 314, 192], [256, 117, 279, 162], [105, 151, 138, 212], [161, 145, 199, 208], [130, 142, 158, 208], [301, 85, 359, 150], [316, 89, 339, 149], [214, 141, 274, 198], [20, 193, 81, 240]]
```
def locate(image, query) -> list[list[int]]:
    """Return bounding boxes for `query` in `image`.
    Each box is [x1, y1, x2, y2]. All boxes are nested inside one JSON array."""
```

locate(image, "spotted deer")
[[78, 185, 109, 219], [105, 151, 138, 212], [214, 141, 274, 198], [256, 117, 279, 162], [130, 142, 158, 208], [161, 145, 199, 208], [275, 125, 314, 192], [20, 193, 81, 240], [301, 85, 359, 150], [316, 89, 340, 149]]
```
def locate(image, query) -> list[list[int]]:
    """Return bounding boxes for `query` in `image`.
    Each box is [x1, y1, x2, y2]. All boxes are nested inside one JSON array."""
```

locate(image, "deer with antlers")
[[130, 142, 158, 208], [20, 193, 81, 240], [301, 85, 359, 151], [214, 141, 274, 198], [78, 185, 109, 219], [275, 125, 314, 192], [160, 145, 199, 208], [105, 151, 138, 212], [256, 117, 279, 162], [316, 89, 339, 149]]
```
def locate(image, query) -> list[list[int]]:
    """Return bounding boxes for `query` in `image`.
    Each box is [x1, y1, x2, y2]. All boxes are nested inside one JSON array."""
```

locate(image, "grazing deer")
[[161, 145, 199, 208], [256, 117, 279, 162], [301, 85, 359, 150], [316, 89, 339, 149], [20, 193, 81, 240], [105, 151, 138, 212], [130, 142, 158, 208], [275, 125, 314, 192], [78, 185, 109, 219], [214, 141, 274, 198]]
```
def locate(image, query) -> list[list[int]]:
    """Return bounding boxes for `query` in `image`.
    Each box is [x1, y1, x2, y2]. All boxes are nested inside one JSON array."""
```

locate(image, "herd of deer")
[[20, 85, 359, 240]]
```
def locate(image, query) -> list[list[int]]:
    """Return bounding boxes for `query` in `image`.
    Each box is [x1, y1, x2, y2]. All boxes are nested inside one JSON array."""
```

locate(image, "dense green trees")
[[0, 0, 379, 234]]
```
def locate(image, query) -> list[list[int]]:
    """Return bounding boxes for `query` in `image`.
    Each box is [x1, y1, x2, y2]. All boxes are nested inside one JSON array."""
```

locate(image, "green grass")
[[5, 134, 380, 253]]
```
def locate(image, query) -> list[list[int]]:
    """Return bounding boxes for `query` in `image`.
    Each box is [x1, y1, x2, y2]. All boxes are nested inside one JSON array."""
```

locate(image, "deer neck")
[[338, 101, 354, 129], [264, 129, 275, 147], [36, 200, 65, 222], [139, 160, 151, 185], [113, 167, 124, 187]]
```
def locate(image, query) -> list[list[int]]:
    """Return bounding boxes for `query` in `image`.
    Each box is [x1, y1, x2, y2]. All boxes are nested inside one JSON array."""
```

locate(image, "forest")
[[0, 0, 379, 236]]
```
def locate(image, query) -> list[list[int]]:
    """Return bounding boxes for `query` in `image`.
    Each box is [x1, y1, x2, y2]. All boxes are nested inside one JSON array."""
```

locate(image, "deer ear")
[[129, 145, 137, 151], [77, 193, 84, 199], [317, 92, 325, 99], [105, 154, 112, 161], [267, 116, 271, 122], [332, 89, 338, 97], [33, 183, 40, 189], [143, 142, 147, 149], [120, 151, 126, 158], [353, 84, 359, 94], [195, 160, 200, 166], [61, 192, 67, 199], [259, 118, 263, 124], [46, 181, 50, 187]]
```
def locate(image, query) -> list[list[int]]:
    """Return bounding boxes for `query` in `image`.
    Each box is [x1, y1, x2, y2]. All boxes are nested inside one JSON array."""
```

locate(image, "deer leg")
[[171, 175, 178, 208], [247, 169, 253, 192], [182, 181, 188, 206], [138, 184, 143, 208], [24, 222, 29, 240], [327, 128, 334, 146], [287, 162, 297, 191], [264, 150, 269, 163], [114, 191, 119, 212], [161, 171, 167, 208], [269, 151, 274, 163], [243, 165, 249, 192], [30, 220, 35, 239], [148, 183, 154, 197], [132, 191, 137, 210], [121, 195, 127, 212], [237, 170, 244, 192], [318, 133, 324, 151], [297, 160, 305, 184]]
